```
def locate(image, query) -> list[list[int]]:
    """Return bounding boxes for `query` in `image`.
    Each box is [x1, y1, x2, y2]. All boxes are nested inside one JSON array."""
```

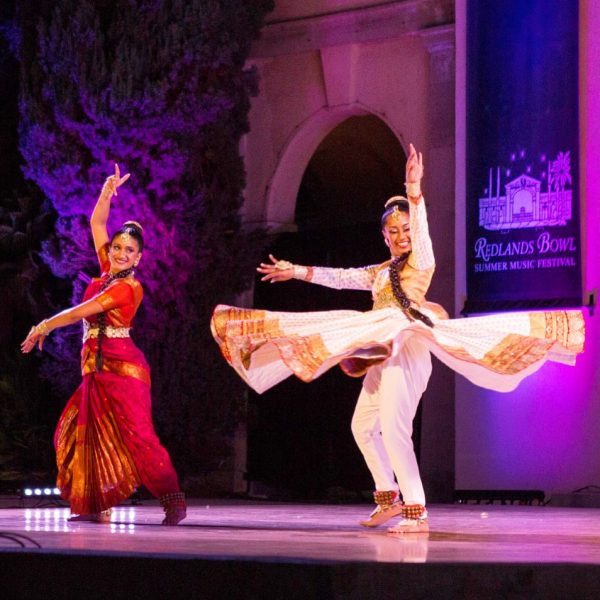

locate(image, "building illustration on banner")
[[479, 151, 572, 230]]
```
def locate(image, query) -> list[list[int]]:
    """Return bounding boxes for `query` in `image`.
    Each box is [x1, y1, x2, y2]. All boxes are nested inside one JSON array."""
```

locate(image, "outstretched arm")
[[20, 298, 105, 353], [257, 254, 377, 290], [90, 164, 130, 252]]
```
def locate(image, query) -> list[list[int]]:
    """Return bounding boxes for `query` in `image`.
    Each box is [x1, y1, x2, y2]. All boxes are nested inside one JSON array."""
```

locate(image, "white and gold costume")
[[211, 197, 584, 506]]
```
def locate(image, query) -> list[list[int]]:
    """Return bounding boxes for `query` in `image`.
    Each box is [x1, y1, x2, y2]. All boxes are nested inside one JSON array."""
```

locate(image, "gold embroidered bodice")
[[303, 198, 435, 310]]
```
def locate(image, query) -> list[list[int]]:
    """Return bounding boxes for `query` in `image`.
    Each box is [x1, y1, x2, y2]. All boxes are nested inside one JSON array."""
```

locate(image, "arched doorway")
[[247, 115, 411, 500]]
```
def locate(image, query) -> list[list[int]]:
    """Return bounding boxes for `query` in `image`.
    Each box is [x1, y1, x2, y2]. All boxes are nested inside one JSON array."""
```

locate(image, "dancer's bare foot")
[[67, 509, 112, 523], [387, 514, 429, 534], [387, 505, 429, 534], [360, 490, 403, 527]]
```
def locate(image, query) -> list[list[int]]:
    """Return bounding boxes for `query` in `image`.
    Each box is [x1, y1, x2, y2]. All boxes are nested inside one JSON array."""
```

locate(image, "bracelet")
[[35, 320, 50, 336], [404, 181, 422, 198], [101, 178, 116, 198], [291, 266, 314, 282], [292, 265, 306, 279]]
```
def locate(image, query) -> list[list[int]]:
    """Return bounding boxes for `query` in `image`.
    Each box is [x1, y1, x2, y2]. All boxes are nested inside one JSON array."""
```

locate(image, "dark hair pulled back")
[[111, 220, 144, 251]]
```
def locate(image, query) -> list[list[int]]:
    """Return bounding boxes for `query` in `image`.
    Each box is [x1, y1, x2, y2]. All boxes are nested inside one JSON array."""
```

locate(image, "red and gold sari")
[[54, 245, 180, 515]]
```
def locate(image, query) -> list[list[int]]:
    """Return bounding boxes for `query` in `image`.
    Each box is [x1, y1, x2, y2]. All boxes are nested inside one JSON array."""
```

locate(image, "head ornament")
[[383, 196, 409, 222], [118, 221, 143, 244], [123, 220, 144, 232], [384, 195, 408, 209]]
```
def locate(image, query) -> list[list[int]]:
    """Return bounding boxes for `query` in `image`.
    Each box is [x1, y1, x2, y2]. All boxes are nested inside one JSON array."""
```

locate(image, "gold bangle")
[[404, 181, 421, 198], [35, 319, 50, 336], [101, 179, 116, 198]]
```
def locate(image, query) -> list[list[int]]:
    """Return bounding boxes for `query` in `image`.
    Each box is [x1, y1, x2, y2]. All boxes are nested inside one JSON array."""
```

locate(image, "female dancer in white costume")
[[211, 144, 584, 534]]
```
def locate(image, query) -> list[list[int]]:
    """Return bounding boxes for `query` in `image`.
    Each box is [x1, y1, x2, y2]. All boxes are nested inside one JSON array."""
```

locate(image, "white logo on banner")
[[478, 151, 572, 230]]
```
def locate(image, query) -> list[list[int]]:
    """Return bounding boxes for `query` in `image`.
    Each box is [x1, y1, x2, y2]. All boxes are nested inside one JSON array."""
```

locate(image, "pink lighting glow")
[[455, 0, 600, 494]]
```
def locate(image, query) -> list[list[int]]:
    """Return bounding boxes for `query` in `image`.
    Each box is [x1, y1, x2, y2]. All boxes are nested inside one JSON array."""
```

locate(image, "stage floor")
[[2, 500, 600, 564]]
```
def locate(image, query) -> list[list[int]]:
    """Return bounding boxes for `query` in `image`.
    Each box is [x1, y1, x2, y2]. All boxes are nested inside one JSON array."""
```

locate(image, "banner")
[[464, 1, 582, 313]]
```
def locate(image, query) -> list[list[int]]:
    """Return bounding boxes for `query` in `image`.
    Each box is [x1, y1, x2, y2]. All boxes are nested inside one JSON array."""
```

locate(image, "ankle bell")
[[159, 491, 186, 508], [401, 504, 426, 519], [373, 490, 399, 507]]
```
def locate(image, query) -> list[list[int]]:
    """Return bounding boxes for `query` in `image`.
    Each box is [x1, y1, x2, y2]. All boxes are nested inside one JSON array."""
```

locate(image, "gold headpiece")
[[384, 195, 408, 209], [118, 221, 143, 243], [384, 196, 409, 222], [391, 206, 404, 220]]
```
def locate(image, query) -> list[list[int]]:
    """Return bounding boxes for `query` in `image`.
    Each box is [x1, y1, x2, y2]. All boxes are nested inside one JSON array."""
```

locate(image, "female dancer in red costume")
[[21, 165, 186, 525]]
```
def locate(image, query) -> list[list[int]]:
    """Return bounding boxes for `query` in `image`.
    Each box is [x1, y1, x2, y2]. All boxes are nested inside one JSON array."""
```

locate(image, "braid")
[[95, 267, 135, 370], [389, 256, 434, 328]]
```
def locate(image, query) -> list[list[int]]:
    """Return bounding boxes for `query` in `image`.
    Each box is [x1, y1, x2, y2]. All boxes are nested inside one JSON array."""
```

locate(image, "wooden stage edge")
[[2, 501, 600, 598]]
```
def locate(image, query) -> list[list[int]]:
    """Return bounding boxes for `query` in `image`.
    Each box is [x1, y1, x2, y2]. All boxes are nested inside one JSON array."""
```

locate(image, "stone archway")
[[263, 105, 406, 230]]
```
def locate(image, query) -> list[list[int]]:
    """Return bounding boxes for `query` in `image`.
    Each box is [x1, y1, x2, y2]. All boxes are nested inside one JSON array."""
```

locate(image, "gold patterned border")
[[81, 347, 150, 386], [57, 409, 141, 514], [273, 334, 332, 382], [529, 310, 585, 352], [433, 332, 558, 376], [212, 306, 267, 339]]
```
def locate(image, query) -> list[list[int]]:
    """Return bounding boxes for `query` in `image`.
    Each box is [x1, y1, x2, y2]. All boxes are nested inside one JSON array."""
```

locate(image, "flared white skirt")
[[211, 305, 585, 394]]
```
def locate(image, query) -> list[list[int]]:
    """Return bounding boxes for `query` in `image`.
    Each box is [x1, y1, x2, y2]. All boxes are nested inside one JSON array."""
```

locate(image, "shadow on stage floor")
[[2, 500, 600, 599]]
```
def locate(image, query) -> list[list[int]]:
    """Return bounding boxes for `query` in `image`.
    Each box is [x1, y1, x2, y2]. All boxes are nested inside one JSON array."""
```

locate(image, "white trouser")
[[351, 334, 432, 505]]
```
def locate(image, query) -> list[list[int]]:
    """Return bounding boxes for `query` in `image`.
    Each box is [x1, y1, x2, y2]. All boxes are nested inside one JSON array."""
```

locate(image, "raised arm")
[[90, 164, 130, 252], [404, 143, 434, 271]]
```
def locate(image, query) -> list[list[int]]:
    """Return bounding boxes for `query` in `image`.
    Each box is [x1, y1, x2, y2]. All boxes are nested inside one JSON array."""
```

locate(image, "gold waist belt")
[[83, 321, 130, 342]]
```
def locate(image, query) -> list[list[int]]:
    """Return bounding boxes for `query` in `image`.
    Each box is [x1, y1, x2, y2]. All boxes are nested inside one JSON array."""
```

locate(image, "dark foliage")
[[8, 0, 273, 490]]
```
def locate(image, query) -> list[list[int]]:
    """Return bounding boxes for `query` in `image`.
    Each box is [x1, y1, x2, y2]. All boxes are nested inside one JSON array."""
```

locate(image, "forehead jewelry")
[[391, 206, 404, 220], [120, 230, 132, 243]]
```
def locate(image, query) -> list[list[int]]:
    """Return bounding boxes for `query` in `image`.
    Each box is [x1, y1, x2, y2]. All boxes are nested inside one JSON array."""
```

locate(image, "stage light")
[[19, 485, 66, 508], [21, 486, 61, 497]]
